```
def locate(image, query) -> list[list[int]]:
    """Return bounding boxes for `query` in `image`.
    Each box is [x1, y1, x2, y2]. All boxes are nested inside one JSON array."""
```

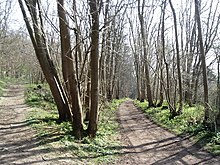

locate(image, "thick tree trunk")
[[88, 0, 99, 138]]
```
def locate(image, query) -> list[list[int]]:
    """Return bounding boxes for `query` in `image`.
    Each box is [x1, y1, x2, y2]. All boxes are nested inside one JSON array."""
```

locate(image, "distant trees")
[[127, 0, 220, 125]]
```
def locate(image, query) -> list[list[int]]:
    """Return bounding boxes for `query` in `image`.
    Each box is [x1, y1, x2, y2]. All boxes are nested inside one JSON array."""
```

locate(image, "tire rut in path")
[[118, 100, 220, 165], [0, 85, 77, 165]]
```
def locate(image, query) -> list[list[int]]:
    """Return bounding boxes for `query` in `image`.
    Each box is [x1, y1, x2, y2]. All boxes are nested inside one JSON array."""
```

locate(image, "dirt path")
[[1, 85, 220, 165], [117, 100, 220, 165], [0, 85, 76, 165]]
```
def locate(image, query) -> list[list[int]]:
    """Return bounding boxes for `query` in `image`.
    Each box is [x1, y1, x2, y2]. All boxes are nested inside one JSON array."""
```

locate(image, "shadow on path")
[[117, 100, 220, 165], [0, 84, 82, 165]]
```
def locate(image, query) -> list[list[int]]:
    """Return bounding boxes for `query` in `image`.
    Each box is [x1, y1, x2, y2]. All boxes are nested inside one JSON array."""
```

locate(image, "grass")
[[25, 84, 57, 110], [135, 100, 220, 155], [25, 84, 125, 164]]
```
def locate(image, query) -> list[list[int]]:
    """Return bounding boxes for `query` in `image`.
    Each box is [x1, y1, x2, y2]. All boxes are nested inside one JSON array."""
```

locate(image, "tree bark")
[[138, 0, 154, 107], [195, 0, 210, 124], [18, 0, 71, 122], [169, 0, 183, 114], [57, 0, 83, 139], [216, 55, 220, 128], [88, 0, 99, 138]]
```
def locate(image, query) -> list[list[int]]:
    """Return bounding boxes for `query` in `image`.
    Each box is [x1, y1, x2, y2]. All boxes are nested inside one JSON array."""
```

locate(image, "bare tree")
[[169, 0, 183, 115], [194, 0, 210, 125], [87, 0, 99, 137], [18, 0, 71, 122], [57, 0, 83, 138], [137, 0, 154, 107]]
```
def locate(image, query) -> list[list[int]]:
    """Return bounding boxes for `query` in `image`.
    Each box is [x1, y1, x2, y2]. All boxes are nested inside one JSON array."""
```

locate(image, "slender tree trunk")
[[161, 0, 175, 113], [195, 0, 210, 125], [185, 24, 196, 106], [99, 0, 110, 98], [216, 55, 220, 128], [128, 15, 141, 100], [140, 64, 146, 102], [138, 0, 154, 107], [88, 0, 99, 138], [169, 0, 183, 114], [85, 68, 91, 121], [157, 66, 164, 107]]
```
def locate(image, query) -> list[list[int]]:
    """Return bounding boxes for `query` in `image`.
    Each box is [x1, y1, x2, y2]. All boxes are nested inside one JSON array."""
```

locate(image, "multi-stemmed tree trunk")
[[57, 0, 83, 139], [19, 0, 100, 139], [18, 0, 71, 122], [88, 0, 99, 137]]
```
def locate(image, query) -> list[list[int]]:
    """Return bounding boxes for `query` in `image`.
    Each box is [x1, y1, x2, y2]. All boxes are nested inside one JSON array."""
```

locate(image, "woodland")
[[0, 0, 220, 155]]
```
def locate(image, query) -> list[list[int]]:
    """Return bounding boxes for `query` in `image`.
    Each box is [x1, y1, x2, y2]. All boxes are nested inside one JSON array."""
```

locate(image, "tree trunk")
[[138, 0, 154, 107], [140, 64, 146, 102], [18, 0, 71, 122], [216, 55, 220, 128], [57, 0, 83, 139], [169, 0, 183, 114], [195, 0, 210, 125], [88, 0, 99, 138], [185, 24, 196, 106]]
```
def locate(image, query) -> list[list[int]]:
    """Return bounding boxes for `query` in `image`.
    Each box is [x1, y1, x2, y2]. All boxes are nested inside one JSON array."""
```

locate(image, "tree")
[[169, 0, 183, 115], [194, 0, 210, 125], [57, 0, 83, 138], [137, 0, 154, 107], [87, 0, 99, 137], [216, 50, 220, 128], [18, 0, 71, 122]]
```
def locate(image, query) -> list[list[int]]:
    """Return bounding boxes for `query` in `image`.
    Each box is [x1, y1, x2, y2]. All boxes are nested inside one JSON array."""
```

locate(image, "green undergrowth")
[[135, 100, 220, 155], [25, 84, 125, 164], [25, 84, 55, 109]]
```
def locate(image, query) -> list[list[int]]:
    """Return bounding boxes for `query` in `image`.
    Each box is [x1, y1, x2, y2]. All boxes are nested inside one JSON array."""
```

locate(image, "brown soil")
[[0, 85, 77, 165], [117, 100, 220, 165]]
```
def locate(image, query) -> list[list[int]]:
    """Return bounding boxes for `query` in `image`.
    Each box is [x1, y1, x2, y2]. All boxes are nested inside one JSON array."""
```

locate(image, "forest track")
[[117, 100, 220, 165], [1, 85, 220, 165], [0, 84, 77, 165]]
